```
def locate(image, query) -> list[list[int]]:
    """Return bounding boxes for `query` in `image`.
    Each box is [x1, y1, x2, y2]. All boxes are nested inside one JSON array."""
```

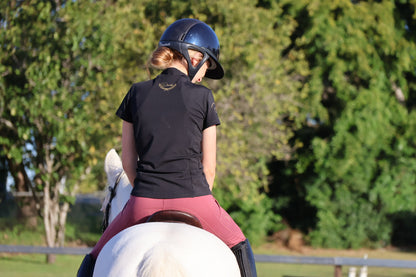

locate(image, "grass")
[[254, 243, 416, 277], [257, 263, 416, 277], [0, 254, 83, 277], [1, 251, 416, 277]]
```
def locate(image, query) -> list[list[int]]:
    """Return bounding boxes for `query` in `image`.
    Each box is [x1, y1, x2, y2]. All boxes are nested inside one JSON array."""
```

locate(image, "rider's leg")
[[77, 254, 95, 277], [231, 239, 258, 277], [163, 195, 257, 277]]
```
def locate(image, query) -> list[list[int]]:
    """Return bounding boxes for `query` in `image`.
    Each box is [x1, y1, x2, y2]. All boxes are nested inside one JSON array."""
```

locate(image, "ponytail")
[[149, 47, 183, 70]]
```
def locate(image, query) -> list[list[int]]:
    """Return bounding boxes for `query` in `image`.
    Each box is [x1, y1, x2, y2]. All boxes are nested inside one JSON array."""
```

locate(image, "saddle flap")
[[146, 210, 203, 229]]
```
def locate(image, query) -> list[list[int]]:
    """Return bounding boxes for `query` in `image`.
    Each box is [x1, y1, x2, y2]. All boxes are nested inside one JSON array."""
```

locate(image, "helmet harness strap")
[[178, 43, 211, 81]]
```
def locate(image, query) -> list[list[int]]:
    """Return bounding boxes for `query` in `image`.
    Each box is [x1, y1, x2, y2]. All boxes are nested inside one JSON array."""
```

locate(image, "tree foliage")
[[2, 0, 416, 248], [0, 0, 119, 251], [274, 0, 416, 248]]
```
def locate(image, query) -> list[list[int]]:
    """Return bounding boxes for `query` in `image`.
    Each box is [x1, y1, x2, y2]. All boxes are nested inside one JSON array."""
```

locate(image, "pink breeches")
[[90, 195, 246, 259]]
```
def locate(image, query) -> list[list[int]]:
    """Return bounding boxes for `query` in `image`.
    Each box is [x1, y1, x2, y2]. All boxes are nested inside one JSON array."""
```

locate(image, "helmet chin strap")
[[179, 44, 210, 81]]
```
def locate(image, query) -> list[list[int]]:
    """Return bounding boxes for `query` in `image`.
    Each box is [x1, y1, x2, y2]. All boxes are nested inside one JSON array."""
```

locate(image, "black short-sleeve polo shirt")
[[116, 68, 220, 198]]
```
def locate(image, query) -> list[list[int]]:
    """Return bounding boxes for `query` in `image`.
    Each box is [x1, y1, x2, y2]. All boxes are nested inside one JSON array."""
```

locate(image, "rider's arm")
[[202, 125, 217, 191], [121, 120, 138, 187]]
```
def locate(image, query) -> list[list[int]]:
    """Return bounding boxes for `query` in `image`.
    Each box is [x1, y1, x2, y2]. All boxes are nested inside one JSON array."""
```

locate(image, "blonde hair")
[[149, 47, 205, 70], [149, 47, 184, 70]]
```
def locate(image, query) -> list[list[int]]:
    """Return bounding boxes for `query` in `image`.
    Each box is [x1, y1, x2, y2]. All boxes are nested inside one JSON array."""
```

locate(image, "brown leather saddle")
[[146, 210, 203, 229]]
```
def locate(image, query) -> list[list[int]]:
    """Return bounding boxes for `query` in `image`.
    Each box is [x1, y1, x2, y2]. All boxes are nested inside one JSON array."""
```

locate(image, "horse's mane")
[[137, 242, 189, 277]]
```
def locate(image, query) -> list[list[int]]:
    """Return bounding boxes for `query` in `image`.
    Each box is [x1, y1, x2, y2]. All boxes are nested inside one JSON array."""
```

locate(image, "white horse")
[[95, 149, 240, 277]]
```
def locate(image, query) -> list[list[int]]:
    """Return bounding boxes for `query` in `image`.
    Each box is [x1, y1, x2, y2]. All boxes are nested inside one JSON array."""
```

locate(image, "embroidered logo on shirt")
[[159, 82, 177, 91], [211, 102, 217, 113]]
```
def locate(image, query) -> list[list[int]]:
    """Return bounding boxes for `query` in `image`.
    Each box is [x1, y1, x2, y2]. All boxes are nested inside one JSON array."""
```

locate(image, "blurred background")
[[1, 1, 416, 272]]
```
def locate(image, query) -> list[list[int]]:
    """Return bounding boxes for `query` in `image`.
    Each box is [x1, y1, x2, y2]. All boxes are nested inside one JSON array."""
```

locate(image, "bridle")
[[102, 171, 125, 232]]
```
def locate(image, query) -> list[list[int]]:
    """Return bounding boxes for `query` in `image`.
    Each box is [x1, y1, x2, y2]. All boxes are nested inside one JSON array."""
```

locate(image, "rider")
[[77, 18, 257, 277]]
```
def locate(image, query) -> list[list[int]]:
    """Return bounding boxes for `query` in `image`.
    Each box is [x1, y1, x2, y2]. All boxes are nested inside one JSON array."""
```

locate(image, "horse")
[[95, 149, 241, 277]]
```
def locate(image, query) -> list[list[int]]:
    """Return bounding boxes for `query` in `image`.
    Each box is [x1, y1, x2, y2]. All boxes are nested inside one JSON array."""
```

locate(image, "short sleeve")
[[116, 87, 134, 123], [203, 91, 220, 129]]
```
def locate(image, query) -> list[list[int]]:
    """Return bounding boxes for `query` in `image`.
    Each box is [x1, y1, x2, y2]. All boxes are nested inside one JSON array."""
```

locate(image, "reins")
[[102, 171, 125, 232]]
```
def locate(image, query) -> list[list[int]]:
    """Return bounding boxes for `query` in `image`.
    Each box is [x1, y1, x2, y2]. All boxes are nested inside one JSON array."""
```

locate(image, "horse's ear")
[[104, 149, 123, 175]]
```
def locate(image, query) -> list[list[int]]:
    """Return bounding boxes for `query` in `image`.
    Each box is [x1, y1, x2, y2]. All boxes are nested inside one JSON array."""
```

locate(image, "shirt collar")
[[161, 68, 190, 80]]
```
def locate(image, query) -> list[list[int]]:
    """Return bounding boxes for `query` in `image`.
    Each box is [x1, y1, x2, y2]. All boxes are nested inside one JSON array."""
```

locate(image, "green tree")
[[0, 0, 119, 261], [275, 0, 416, 248]]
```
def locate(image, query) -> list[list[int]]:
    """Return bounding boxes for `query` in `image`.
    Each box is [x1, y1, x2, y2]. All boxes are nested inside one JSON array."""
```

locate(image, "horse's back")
[[94, 222, 240, 277]]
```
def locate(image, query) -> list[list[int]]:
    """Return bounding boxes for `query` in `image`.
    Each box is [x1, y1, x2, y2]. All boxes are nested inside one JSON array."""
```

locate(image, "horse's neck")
[[107, 172, 131, 222], [103, 149, 133, 223]]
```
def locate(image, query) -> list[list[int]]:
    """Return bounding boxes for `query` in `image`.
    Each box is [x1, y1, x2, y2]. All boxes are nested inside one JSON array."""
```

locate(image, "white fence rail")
[[0, 244, 91, 255]]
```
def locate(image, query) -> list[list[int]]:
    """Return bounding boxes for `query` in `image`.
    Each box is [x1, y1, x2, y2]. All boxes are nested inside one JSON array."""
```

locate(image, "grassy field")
[[1, 245, 416, 277]]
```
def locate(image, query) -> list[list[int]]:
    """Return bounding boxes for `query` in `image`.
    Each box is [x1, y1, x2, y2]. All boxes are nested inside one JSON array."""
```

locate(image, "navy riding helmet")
[[159, 18, 224, 80]]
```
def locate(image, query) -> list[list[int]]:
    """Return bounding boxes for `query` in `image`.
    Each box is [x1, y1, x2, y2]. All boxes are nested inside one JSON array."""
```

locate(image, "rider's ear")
[[190, 57, 200, 67]]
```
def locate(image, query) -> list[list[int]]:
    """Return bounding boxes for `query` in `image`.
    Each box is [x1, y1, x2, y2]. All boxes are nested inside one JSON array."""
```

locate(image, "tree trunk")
[[8, 160, 39, 228], [44, 180, 56, 246], [19, 197, 38, 227], [46, 254, 56, 264], [57, 202, 70, 246], [42, 154, 72, 263], [43, 186, 71, 263], [0, 155, 7, 202]]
